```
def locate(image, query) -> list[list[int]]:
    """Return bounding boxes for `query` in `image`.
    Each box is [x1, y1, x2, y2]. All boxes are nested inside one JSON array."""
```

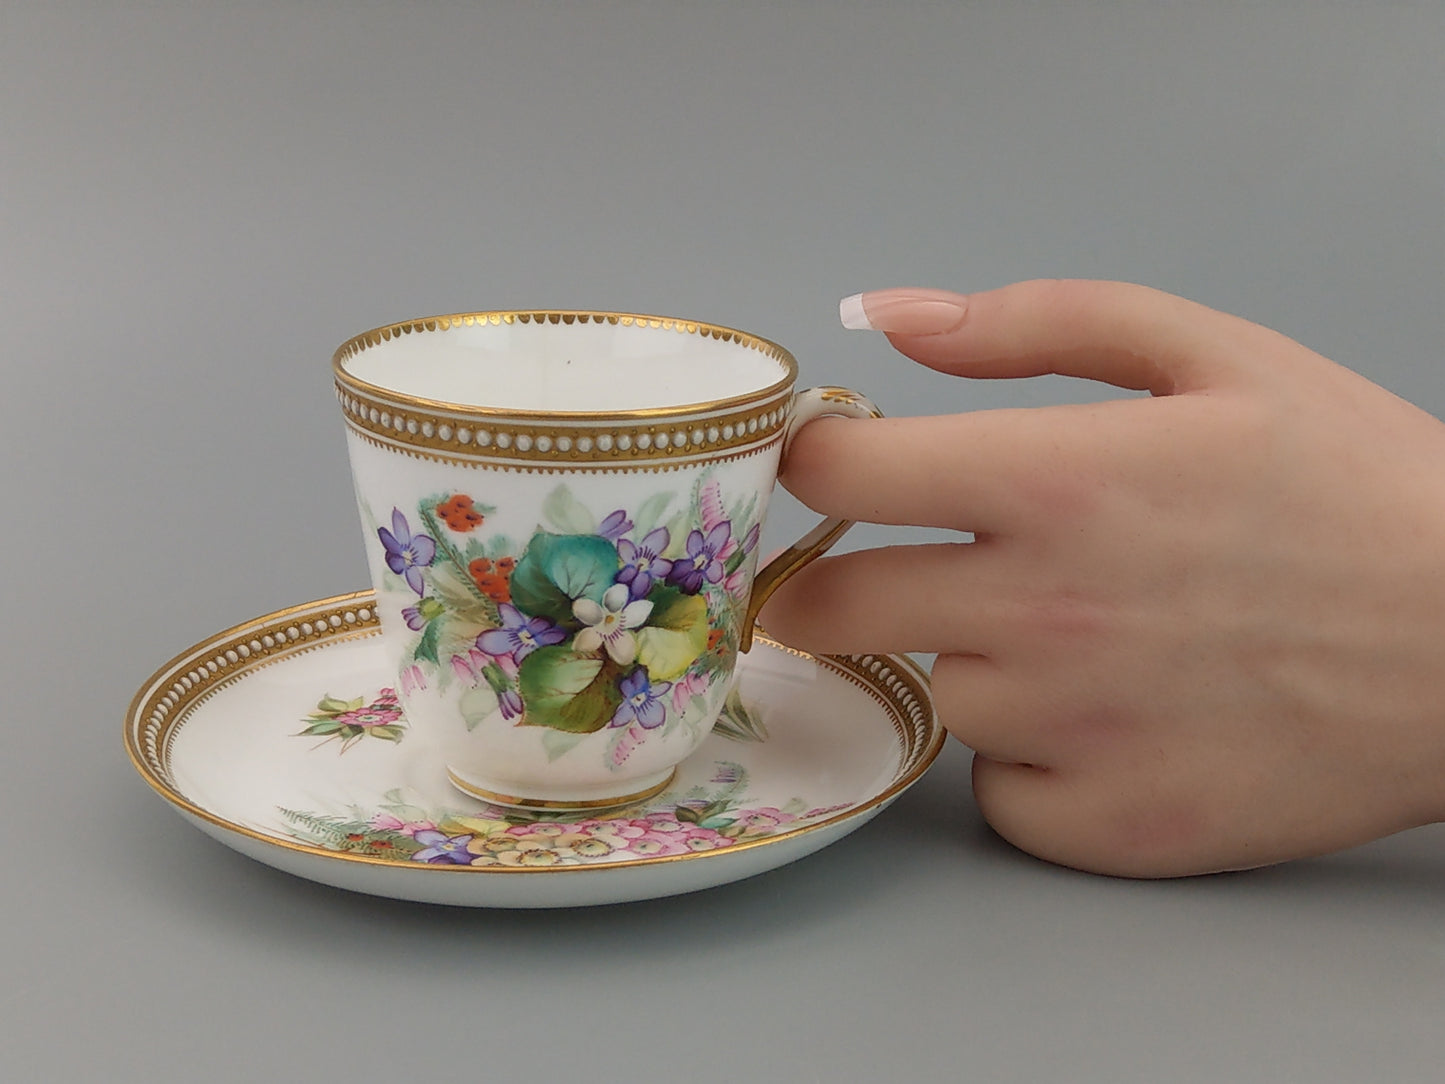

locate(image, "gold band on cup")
[[332, 310, 800, 468]]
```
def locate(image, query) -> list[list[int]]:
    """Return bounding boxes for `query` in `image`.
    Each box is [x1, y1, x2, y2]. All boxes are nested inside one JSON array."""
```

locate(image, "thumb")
[[841, 280, 1280, 396]]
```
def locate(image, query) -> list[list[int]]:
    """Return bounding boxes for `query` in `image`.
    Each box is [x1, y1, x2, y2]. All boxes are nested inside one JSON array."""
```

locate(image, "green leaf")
[[457, 684, 499, 731], [299, 719, 347, 736], [516, 646, 621, 734], [486, 534, 520, 560], [429, 562, 496, 625], [379, 790, 431, 824], [413, 620, 442, 665], [433, 612, 491, 667], [315, 695, 359, 714], [633, 491, 674, 537], [278, 808, 353, 841], [415, 596, 448, 623], [509, 533, 619, 626], [635, 588, 709, 680], [734, 492, 760, 533], [661, 511, 692, 557], [541, 484, 598, 535], [714, 690, 769, 743], [647, 587, 707, 631], [541, 729, 587, 762], [724, 546, 752, 576], [482, 663, 513, 696]]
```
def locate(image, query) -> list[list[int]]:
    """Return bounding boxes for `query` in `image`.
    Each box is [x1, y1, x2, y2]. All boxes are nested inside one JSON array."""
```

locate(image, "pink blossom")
[[471, 645, 520, 681], [698, 480, 728, 535], [369, 813, 436, 837], [736, 808, 794, 831], [451, 653, 479, 685], [611, 722, 647, 766], [332, 703, 404, 728], [670, 671, 709, 713], [724, 568, 749, 598], [399, 665, 426, 696]]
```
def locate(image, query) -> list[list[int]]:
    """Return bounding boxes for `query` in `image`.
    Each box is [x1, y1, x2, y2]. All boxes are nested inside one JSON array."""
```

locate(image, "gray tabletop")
[[4, 3, 1442, 1081]]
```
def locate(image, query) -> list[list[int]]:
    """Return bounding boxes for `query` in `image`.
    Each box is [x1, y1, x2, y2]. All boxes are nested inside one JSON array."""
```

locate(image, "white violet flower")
[[572, 584, 653, 665]]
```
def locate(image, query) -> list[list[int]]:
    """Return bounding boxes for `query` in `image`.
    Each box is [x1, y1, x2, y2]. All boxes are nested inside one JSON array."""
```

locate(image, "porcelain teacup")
[[333, 310, 878, 811]]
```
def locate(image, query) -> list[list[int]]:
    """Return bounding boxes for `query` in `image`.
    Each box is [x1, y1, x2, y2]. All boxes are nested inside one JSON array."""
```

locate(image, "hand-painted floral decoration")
[[377, 510, 437, 596], [371, 476, 762, 766], [295, 688, 407, 752], [278, 765, 850, 867]]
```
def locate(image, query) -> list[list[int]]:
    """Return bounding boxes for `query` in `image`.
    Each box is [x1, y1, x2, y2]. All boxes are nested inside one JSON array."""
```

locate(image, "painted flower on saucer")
[[294, 687, 407, 752], [279, 763, 851, 869]]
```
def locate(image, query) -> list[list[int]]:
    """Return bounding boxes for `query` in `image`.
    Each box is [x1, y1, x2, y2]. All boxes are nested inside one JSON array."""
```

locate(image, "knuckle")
[[1013, 462, 1103, 524]]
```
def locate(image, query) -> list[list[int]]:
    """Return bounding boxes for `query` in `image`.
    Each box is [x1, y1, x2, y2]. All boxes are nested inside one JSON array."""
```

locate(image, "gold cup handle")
[[740, 386, 884, 652]]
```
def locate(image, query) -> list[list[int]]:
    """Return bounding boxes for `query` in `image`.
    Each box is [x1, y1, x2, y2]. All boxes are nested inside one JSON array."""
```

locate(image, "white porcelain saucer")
[[126, 591, 942, 908]]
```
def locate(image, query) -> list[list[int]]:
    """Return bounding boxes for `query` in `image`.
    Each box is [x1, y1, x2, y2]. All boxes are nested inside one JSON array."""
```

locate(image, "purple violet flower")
[[498, 687, 524, 721], [378, 509, 436, 596], [402, 597, 444, 631], [410, 830, 474, 864], [610, 668, 672, 730], [476, 604, 566, 661], [598, 509, 633, 541], [667, 522, 732, 594], [615, 527, 674, 600]]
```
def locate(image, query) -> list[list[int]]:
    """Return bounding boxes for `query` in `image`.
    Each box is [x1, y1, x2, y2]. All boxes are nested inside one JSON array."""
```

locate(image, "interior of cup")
[[337, 314, 795, 414]]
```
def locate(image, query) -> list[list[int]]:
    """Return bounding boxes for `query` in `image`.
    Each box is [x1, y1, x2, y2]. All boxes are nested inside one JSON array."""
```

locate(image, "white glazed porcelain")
[[333, 312, 880, 810], [125, 592, 944, 908]]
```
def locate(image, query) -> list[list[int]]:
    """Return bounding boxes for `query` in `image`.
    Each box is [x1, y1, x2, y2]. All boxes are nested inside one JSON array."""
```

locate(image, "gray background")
[[3, 2, 1442, 1081]]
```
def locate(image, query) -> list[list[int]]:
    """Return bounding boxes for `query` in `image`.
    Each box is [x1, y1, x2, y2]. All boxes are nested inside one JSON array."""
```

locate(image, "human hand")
[[761, 281, 1445, 877]]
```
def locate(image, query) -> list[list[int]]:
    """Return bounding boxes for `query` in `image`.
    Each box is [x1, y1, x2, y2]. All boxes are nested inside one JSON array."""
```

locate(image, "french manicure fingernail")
[[838, 292, 873, 330], [838, 288, 969, 335]]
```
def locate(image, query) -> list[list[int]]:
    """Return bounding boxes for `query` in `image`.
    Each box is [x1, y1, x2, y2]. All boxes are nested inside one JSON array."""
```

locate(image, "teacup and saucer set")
[[125, 312, 945, 907]]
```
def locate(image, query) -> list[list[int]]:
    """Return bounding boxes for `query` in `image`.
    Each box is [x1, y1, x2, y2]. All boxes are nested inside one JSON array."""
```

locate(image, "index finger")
[[782, 397, 1153, 534], [781, 413, 999, 532], [848, 280, 1291, 395]]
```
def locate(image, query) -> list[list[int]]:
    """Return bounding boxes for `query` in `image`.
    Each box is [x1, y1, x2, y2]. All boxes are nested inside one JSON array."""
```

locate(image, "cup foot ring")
[[446, 768, 677, 814]]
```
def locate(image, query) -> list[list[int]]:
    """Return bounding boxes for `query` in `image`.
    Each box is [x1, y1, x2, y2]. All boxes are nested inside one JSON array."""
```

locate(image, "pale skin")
[[760, 280, 1445, 878]]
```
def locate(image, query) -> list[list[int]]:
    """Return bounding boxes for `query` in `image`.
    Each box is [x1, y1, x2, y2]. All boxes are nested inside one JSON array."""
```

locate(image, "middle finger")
[[758, 541, 1009, 657]]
